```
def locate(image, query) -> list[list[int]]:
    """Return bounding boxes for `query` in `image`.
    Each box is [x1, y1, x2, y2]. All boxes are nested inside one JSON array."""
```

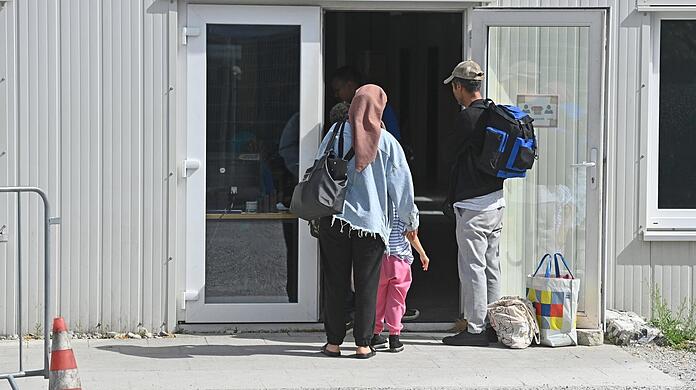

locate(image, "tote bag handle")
[[532, 253, 575, 279], [532, 253, 553, 277], [553, 253, 575, 279]]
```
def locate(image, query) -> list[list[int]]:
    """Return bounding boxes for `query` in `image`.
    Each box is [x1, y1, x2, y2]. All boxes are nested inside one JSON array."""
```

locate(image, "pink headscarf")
[[348, 84, 387, 172]]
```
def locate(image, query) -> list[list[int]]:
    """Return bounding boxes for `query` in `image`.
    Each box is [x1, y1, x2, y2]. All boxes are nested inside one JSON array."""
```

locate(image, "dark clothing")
[[319, 217, 385, 347], [282, 221, 298, 302], [446, 99, 504, 203]]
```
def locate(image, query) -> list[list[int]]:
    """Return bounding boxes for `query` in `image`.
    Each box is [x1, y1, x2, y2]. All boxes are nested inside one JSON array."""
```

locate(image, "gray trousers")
[[455, 207, 504, 334]]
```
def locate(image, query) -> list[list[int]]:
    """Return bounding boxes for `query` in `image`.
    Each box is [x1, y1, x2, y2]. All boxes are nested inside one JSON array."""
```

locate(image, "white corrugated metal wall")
[[490, 0, 695, 317], [0, 0, 174, 335]]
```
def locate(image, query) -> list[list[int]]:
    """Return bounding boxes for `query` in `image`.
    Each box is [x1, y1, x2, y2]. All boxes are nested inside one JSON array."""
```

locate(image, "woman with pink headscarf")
[[316, 85, 419, 359]]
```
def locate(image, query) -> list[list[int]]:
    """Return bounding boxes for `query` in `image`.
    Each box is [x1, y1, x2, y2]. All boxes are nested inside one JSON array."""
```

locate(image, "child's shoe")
[[370, 333, 388, 349], [388, 335, 404, 352]]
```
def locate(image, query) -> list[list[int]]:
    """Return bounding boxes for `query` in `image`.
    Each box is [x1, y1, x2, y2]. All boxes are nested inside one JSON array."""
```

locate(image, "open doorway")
[[324, 11, 463, 322]]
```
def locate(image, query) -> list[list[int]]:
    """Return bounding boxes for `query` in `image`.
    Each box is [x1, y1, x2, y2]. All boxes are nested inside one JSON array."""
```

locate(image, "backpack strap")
[[471, 99, 495, 125], [480, 98, 495, 109]]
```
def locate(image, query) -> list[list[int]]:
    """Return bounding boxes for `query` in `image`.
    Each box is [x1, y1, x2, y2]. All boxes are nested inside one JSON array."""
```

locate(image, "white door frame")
[[471, 9, 607, 328], [184, 4, 322, 322]]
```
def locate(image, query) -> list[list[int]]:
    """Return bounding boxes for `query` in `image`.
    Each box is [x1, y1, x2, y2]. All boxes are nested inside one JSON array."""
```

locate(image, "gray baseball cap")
[[443, 60, 485, 84]]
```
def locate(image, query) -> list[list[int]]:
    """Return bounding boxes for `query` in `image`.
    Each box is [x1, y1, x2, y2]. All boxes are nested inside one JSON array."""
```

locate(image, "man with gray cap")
[[442, 60, 504, 346]]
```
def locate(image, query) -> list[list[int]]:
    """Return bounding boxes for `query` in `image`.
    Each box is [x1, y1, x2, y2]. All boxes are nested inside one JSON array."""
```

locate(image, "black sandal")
[[321, 343, 341, 357], [354, 346, 376, 359]]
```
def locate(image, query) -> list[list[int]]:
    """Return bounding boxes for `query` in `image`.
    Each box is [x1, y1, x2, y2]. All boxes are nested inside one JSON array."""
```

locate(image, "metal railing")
[[0, 187, 59, 389]]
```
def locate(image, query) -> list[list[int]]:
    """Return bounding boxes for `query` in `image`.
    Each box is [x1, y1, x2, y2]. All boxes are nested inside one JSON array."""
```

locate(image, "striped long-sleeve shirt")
[[388, 208, 414, 264]]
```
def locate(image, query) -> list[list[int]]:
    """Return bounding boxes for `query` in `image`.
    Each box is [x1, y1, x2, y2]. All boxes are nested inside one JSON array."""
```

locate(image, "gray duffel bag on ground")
[[290, 121, 354, 221]]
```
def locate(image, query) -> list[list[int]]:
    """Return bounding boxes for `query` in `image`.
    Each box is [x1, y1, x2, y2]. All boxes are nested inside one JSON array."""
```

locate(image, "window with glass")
[[205, 24, 301, 303], [646, 17, 696, 235], [487, 26, 591, 311], [658, 20, 696, 210]]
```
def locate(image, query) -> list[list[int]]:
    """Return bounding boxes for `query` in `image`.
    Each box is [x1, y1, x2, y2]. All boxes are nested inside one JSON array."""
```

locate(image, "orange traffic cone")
[[49, 317, 82, 390]]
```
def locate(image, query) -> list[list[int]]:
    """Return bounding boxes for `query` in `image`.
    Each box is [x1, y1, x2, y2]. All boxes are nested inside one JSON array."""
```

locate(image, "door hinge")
[[184, 290, 199, 301], [182, 26, 200, 46]]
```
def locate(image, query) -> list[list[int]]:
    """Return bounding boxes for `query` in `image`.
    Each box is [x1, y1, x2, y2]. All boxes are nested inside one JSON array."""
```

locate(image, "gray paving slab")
[[0, 333, 685, 389]]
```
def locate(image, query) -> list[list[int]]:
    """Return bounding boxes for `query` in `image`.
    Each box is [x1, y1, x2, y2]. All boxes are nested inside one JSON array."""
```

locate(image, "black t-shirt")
[[446, 99, 504, 202]]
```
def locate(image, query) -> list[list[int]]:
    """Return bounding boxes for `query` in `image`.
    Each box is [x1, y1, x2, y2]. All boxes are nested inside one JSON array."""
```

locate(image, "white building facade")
[[0, 0, 694, 334]]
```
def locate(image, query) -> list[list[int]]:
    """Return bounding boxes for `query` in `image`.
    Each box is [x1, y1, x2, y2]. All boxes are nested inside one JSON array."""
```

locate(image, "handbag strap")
[[343, 148, 355, 161], [337, 121, 355, 161], [323, 121, 345, 156]]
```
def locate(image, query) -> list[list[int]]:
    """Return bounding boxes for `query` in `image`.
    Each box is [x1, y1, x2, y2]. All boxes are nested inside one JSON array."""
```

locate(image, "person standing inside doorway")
[[442, 60, 504, 346], [330, 66, 402, 140]]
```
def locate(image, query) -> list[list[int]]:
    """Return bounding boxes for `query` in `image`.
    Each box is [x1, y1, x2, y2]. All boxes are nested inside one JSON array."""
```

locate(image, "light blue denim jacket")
[[316, 122, 419, 245]]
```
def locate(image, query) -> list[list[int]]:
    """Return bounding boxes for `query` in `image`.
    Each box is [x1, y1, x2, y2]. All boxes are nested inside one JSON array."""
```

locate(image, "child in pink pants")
[[371, 209, 429, 352]]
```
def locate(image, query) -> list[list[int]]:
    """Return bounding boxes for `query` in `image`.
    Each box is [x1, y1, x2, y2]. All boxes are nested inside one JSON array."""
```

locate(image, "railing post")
[[17, 192, 22, 373], [0, 186, 58, 384], [43, 190, 52, 378]]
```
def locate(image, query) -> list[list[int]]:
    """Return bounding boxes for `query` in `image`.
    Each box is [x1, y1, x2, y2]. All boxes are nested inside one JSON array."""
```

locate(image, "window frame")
[[644, 12, 696, 239]]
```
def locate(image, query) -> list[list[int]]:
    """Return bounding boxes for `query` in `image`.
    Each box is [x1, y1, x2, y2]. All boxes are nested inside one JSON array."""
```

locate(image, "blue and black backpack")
[[477, 99, 537, 179]]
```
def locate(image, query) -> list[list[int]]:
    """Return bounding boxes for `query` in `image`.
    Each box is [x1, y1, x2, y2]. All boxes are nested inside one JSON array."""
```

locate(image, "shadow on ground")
[[95, 333, 506, 360], [96, 343, 322, 359], [223, 332, 453, 344]]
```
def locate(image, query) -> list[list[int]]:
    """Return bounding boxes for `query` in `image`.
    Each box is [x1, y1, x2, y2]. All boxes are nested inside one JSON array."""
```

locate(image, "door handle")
[[571, 148, 599, 190], [181, 159, 201, 178], [570, 161, 596, 168]]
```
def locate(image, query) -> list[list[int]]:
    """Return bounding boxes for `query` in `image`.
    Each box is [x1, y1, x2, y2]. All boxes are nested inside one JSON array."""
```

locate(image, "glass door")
[[185, 5, 322, 322], [471, 9, 606, 328]]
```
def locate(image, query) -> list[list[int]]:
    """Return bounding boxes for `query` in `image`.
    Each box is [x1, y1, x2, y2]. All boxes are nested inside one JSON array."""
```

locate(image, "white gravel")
[[624, 343, 696, 389]]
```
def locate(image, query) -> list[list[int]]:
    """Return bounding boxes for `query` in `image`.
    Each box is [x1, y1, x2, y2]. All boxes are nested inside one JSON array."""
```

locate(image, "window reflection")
[[205, 24, 301, 303]]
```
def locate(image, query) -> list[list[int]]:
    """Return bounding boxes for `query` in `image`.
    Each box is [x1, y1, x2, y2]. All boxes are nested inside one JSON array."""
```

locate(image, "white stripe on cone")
[[49, 368, 81, 390], [52, 331, 71, 351]]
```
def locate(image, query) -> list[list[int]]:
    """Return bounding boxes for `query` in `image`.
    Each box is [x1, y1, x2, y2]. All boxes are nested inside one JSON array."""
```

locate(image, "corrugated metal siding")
[[142, 2, 169, 333], [102, 0, 144, 334], [100, 0, 170, 333], [0, 0, 171, 335], [17, 0, 60, 336], [59, 0, 102, 334], [489, 0, 695, 317], [0, 0, 19, 335]]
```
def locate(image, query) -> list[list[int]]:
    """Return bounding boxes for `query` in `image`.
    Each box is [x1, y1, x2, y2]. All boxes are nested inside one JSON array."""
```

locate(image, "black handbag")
[[290, 122, 354, 221]]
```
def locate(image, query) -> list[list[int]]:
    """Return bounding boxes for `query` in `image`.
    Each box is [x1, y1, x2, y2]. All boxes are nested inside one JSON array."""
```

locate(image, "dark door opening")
[[324, 11, 463, 322]]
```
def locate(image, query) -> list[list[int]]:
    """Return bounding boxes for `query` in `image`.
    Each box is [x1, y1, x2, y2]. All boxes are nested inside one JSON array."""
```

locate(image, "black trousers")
[[319, 217, 385, 346]]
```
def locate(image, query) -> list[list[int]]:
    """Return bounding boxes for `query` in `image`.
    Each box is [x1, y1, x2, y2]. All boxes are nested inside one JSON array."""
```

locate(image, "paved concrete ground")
[[0, 333, 684, 389]]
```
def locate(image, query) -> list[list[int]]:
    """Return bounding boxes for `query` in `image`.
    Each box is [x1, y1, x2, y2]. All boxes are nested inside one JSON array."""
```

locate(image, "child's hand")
[[420, 255, 430, 271]]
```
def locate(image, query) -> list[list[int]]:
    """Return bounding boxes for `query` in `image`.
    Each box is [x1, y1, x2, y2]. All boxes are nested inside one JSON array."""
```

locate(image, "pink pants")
[[374, 255, 412, 335]]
